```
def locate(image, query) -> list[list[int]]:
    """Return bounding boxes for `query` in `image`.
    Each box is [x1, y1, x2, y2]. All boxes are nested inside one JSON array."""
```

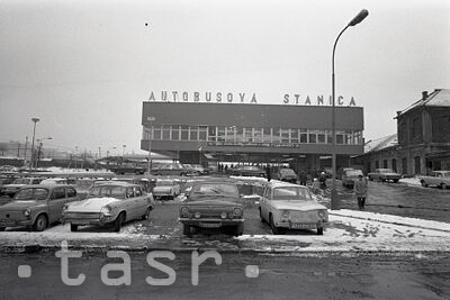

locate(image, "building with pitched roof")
[[353, 89, 450, 175]]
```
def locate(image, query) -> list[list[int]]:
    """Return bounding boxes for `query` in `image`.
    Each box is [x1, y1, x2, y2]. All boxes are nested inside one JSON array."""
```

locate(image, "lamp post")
[[30, 117, 40, 170], [331, 9, 368, 210], [146, 116, 156, 175]]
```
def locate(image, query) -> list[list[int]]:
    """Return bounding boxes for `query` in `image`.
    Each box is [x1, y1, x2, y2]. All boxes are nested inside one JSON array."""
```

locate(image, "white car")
[[259, 181, 328, 235], [419, 171, 450, 189], [152, 179, 181, 200], [63, 182, 154, 232]]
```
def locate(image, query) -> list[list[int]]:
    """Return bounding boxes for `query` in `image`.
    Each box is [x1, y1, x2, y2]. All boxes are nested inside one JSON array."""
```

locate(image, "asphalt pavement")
[[1, 252, 449, 300]]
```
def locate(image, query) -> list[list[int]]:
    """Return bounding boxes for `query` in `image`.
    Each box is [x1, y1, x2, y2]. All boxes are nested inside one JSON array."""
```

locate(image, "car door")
[[133, 187, 148, 214], [65, 187, 79, 205], [48, 187, 66, 223], [260, 186, 270, 221], [124, 187, 137, 220]]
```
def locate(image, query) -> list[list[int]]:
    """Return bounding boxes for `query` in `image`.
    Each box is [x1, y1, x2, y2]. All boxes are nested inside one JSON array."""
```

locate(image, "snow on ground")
[[229, 176, 268, 182], [399, 177, 421, 186], [330, 209, 450, 232], [1, 210, 450, 253]]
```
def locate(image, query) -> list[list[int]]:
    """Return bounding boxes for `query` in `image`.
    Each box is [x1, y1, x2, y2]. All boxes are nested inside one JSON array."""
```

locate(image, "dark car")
[[230, 165, 266, 177], [1, 177, 42, 197], [0, 184, 79, 231], [273, 168, 297, 183], [151, 163, 187, 176], [178, 181, 244, 236]]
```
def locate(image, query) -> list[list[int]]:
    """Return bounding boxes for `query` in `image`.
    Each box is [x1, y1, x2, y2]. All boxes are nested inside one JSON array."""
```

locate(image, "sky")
[[0, 0, 449, 155]]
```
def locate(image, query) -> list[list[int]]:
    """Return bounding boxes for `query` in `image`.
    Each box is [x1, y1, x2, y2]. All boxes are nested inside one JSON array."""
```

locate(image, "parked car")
[[63, 182, 154, 232], [342, 169, 364, 188], [40, 177, 76, 185], [273, 168, 297, 183], [108, 163, 146, 175], [368, 168, 401, 182], [229, 165, 266, 177], [259, 181, 328, 235], [419, 171, 450, 189], [151, 163, 187, 176], [179, 181, 244, 236], [183, 164, 208, 176], [0, 177, 42, 197], [152, 179, 181, 200], [0, 184, 79, 231]]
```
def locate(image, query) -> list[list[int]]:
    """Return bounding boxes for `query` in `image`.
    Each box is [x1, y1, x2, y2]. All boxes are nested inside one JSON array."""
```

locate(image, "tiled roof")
[[364, 134, 398, 153], [397, 89, 450, 117]]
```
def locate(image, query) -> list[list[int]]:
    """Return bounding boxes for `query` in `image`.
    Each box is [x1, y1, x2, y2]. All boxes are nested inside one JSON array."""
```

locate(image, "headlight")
[[23, 209, 31, 217], [281, 210, 290, 218], [233, 208, 243, 217], [194, 212, 201, 219], [63, 204, 69, 212], [220, 212, 227, 219], [100, 206, 112, 216], [318, 210, 326, 218], [180, 207, 189, 218]]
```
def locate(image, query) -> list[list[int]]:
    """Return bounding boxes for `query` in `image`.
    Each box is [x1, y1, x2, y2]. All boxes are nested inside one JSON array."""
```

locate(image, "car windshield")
[[280, 169, 295, 175], [14, 188, 49, 201], [346, 170, 363, 176], [12, 179, 30, 184], [87, 186, 126, 199], [156, 180, 173, 186], [272, 187, 313, 201], [188, 183, 239, 201], [378, 169, 394, 173]]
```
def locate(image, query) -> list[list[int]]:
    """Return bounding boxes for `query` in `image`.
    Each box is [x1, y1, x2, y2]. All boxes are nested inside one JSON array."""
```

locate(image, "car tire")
[[141, 207, 151, 220], [442, 183, 448, 190], [70, 224, 78, 232], [317, 227, 324, 235], [0, 227, 5, 231], [270, 215, 284, 235], [234, 223, 244, 236], [421, 180, 428, 187], [114, 212, 125, 232], [33, 214, 48, 232], [183, 224, 192, 237], [393, 179, 399, 183]]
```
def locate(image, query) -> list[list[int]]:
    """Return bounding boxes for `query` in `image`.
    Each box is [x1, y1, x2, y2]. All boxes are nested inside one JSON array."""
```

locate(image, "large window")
[[199, 126, 207, 141], [281, 128, 290, 144], [189, 126, 198, 141], [317, 130, 326, 144], [217, 126, 226, 142], [308, 130, 317, 144], [272, 128, 281, 144], [153, 126, 161, 140], [300, 129, 308, 143], [244, 127, 253, 143], [262, 128, 271, 143], [290, 129, 299, 144], [181, 126, 189, 141], [208, 126, 217, 142], [162, 125, 170, 140], [172, 125, 180, 140]]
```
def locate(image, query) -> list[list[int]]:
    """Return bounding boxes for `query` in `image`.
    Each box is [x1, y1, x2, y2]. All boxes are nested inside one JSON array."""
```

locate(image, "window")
[[281, 128, 289, 144], [134, 187, 143, 197], [153, 126, 161, 140], [375, 160, 379, 169], [392, 159, 397, 173], [52, 187, 66, 200], [199, 126, 207, 141], [244, 127, 253, 143], [383, 160, 388, 168], [162, 125, 170, 140], [181, 126, 189, 140], [66, 188, 77, 198], [225, 126, 235, 143], [336, 134, 344, 145], [262, 128, 271, 143], [290, 129, 299, 144], [208, 126, 217, 142], [272, 128, 281, 144], [300, 130, 308, 143], [217, 126, 226, 142], [308, 131, 316, 144], [189, 126, 198, 141], [126, 188, 135, 198], [253, 128, 263, 143], [171, 125, 180, 140], [317, 131, 326, 144]]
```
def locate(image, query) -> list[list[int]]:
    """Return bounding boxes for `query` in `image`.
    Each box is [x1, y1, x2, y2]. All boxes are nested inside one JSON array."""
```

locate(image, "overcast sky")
[[0, 0, 449, 154]]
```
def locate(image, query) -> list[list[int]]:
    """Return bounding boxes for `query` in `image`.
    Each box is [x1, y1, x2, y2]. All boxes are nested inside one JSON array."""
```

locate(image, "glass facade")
[[142, 125, 363, 146]]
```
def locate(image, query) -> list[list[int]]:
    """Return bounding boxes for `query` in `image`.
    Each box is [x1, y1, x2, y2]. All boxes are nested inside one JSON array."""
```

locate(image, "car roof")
[[20, 184, 74, 189], [266, 180, 308, 189], [94, 181, 138, 187]]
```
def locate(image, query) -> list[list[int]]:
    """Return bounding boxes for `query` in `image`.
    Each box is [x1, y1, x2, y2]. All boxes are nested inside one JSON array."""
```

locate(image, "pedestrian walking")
[[354, 174, 368, 210]]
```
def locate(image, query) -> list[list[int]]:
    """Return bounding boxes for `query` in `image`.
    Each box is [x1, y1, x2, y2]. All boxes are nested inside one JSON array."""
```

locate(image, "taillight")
[[180, 207, 189, 218]]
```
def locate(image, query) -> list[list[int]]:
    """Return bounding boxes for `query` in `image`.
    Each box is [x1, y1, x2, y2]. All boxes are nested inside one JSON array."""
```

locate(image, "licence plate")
[[199, 222, 221, 228], [291, 223, 315, 229], [0, 219, 15, 226]]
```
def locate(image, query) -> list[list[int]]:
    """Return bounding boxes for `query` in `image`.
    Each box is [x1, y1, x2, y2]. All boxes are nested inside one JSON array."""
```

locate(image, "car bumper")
[[63, 215, 115, 226], [0, 218, 33, 227], [276, 219, 325, 229], [179, 218, 244, 228]]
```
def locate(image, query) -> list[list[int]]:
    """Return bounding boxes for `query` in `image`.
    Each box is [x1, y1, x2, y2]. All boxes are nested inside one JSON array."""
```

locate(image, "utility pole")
[[23, 136, 28, 167]]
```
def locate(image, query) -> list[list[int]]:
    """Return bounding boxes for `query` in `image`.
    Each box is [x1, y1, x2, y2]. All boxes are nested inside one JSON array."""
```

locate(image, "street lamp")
[[331, 9, 369, 210], [30, 117, 40, 170], [146, 116, 155, 175]]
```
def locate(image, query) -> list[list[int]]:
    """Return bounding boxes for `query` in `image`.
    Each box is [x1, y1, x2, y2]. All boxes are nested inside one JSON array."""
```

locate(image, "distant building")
[[354, 89, 450, 175]]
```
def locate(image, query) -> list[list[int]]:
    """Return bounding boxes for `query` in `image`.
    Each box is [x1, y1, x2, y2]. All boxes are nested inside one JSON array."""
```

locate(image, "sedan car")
[[419, 171, 450, 189], [179, 181, 244, 236], [342, 169, 364, 188], [368, 168, 401, 183], [259, 181, 328, 235], [152, 179, 181, 200], [274, 168, 297, 183], [0, 177, 42, 197], [63, 182, 154, 232], [229, 165, 266, 177], [0, 184, 79, 231]]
